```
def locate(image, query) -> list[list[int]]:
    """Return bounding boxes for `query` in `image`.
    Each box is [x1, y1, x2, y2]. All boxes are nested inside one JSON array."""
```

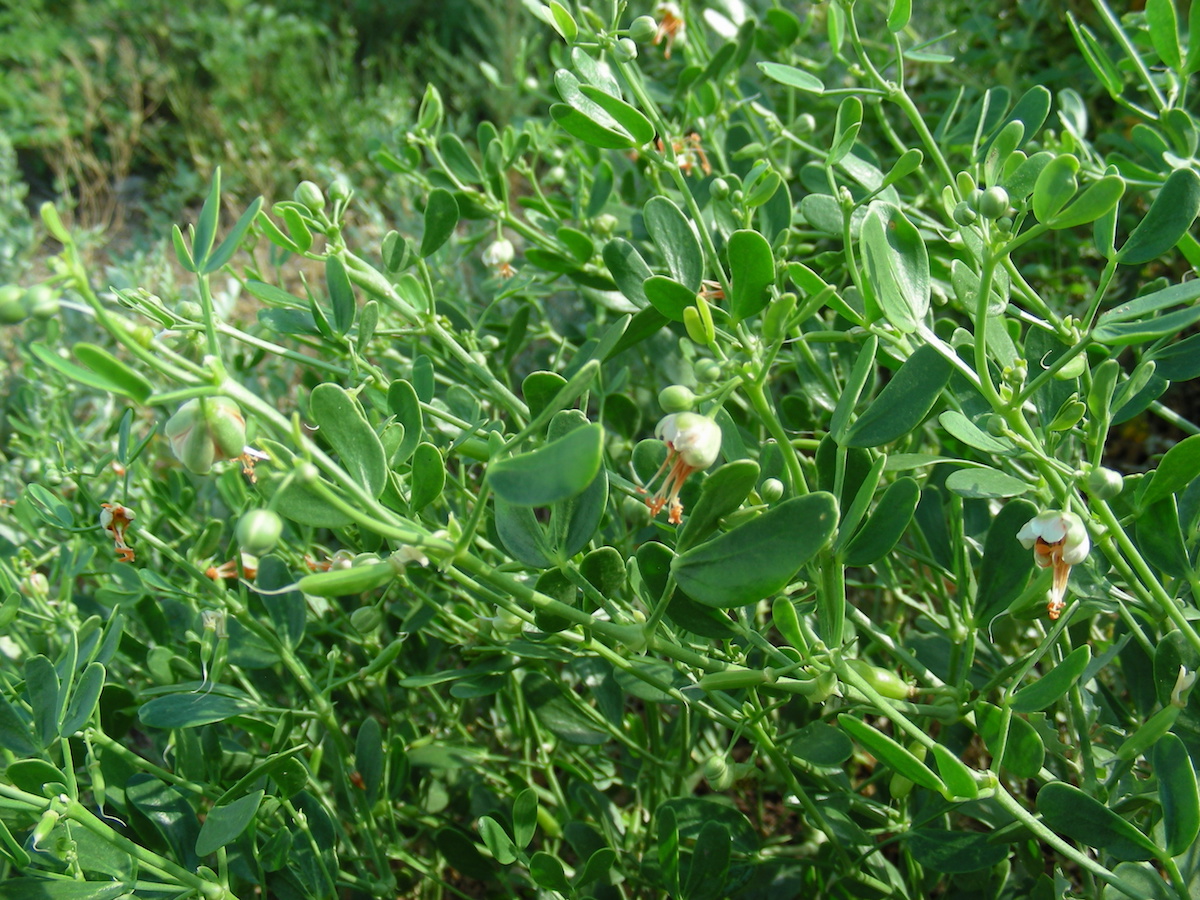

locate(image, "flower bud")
[[1084, 466, 1123, 500], [614, 37, 638, 61], [760, 478, 784, 503], [294, 181, 325, 213], [703, 755, 735, 790], [658, 385, 696, 413], [979, 186, 1010, 219], [165, 398, 247, 475], [694, 358, 722, 382], [236, 509, 284, 555], [629, 15, 658, 42], [0, 285, 27, 324]]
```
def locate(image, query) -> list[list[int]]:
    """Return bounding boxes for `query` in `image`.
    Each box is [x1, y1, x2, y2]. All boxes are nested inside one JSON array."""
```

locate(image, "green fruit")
[[237, 509, 284, 555], [847, 658, 911, 700], [658, 385, 696, 413], [350, 606, 384, 633], [629, 15, 658, 42], [23, 285, 60, 319]]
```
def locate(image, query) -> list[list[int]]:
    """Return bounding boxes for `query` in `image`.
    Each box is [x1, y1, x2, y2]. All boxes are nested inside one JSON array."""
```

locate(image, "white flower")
[[654, 2, 686, 57], [641, 412, 721, 524], [482, 239, 516, 277], [1017, 510, 1089, 620]]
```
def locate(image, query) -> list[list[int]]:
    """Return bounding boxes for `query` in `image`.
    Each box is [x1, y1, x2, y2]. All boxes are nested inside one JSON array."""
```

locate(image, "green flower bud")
[[350, 606, 384, 633], [593, 213, 618, 237], [658, 384, 696, 413], [614, 37, 638, 61], [760, 478, 784, 503], [703, 755, 735, 790], [294, 181, 325, 213], [709, 177, 730, 201], [237, 509, 284, 555], [0, 285, 27, 324], [694, 358, 722, 382], [796, 113, 816, 134], [329, 177, 352, 203], [952, 200, 977, 226], [629, 15, 658, 42], [979, 186, 1010, 219], [1085, 466, 1123, 500], [23, 284, 60, 319]]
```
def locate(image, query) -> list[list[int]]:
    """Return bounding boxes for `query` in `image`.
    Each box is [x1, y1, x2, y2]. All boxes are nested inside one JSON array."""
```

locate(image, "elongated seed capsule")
[[297, 559, 403, 598], [698, 667, 771, 691], [846, 658, 912, 700], [772, 596, 805, 651], [360, 637, 406, 678], [31, 809, 61, 848]]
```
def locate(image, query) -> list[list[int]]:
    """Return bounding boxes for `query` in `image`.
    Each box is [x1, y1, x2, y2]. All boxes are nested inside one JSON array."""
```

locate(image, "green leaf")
[[204, 196, 262, 273], [1048, 175, 1125, 229], [931, 744, 978, 800], [6, 758, 67, 795], [25, 655, 61, 748], [638, 542, 738, 639], [0, 694, 37, 756], [1189, 0, 1200, 73], [325, 256, 356, 335], [844, 344, 951, 447], [495, 497, 554, 568], [512, 788, 538, 850], [1146, 0, 1183, 71], [830, 334, 878, 444], [671, 493, 838, 607], [138, 692, 255, 728], [757, 61, 825, 93], [603, 238, 653, 307], [355, 718, 384, 806], [1037, 782, 1159, 861], [0, 881, 133, 900], [478, 815, 519, 865], [728, 229, 775, 322], [975, 701, 1044, 777], [1153, 732, 1200, 857], [310, 383, 387, 498], [845, 477, 920, 567], [859, 202, 929, 333], [548, 0, 577, 42], [576, 846, 616, 887], [944, 465, 1030, 498], [61, 661, 104, 736], [127, 775, 201, 869], [489, 424, 604, 506], [410, 442, 445, 512], [789, 721, 854, 766], [550, 103, 639, 149], [1012, 645, 1092, 712], [886, 0, 912, 32], [643, 275, 696, 322], [386, 379, 422, 464], [827, 96, 863, 166], [523, 671, 609, 744], [838, 715, 945, 792], [29, 342, 141, 402], [907, 830, 1007, 873], [684, 821, 732, 900], [420, 189, 459, 257], [676, 459, 760, 552], [1118, 168, 1200, 265], [577, 84, 653, 146], [1140, 434, 1200, 508], [1135, 496, 1190, 578], [1094, 278, 1200, 344], [658, 806, 682, 896], [1032, 154, 1080, 223], [259, 439, 355, 528], [659, 798, 760, 855], [196, 790, 263, 856], [644, 196, 703, 291], [72, 344, 152, 403], [192, 169, 221, 269], [23, 482, 74, 529], [530, 851, 572, 893], [976, 499, 1038, 623], [549, 416, 608, 559]]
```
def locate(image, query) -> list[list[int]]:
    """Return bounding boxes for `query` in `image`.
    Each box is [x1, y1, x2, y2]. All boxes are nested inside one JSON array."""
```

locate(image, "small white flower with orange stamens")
[[1017, 510, 1090, 620], [654, 2, 686, 58], [482, 238, 517, 278], [640, 412, 721, 524], [100, 503, 136, 563]]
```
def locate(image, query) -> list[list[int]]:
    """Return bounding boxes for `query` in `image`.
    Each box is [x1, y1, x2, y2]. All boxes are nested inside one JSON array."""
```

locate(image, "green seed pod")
[[236, 509, 284, 555], [979, 186, 1010, 219], [31, 809, 61, 848], [1084, 466, 1123, 500], [166, 400, 215, 474], [694, 358, 722, 382], [847, 658, 911, 700], [699, 667, 770, 692], [629, 14, 658, 42], [684, 304, 714, 346], [294, 181, 326, 213], [760, 477, 784, 503], [658, 384, 696, 413], [298, 560, 401, 597], [890, 741, 926, 799], [205, 398, 247, 459]]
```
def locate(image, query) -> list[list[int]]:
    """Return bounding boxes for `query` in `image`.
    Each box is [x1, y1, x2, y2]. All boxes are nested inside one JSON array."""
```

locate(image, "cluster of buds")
[[1017, 510, 1090, 620], [657, 133, 711, 177], [99, 503, 135, 563], [640, 412, 722, 524], [482, 238, 517, 279], [165, 398, 247, 476]]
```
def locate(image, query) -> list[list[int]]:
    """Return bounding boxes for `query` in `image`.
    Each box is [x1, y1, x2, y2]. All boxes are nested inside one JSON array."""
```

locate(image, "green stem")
[[742, 378, 807, 494]]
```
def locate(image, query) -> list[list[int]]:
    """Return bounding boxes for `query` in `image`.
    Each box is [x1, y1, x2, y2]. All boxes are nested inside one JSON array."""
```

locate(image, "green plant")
[[3, 1, 1200, 898]]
